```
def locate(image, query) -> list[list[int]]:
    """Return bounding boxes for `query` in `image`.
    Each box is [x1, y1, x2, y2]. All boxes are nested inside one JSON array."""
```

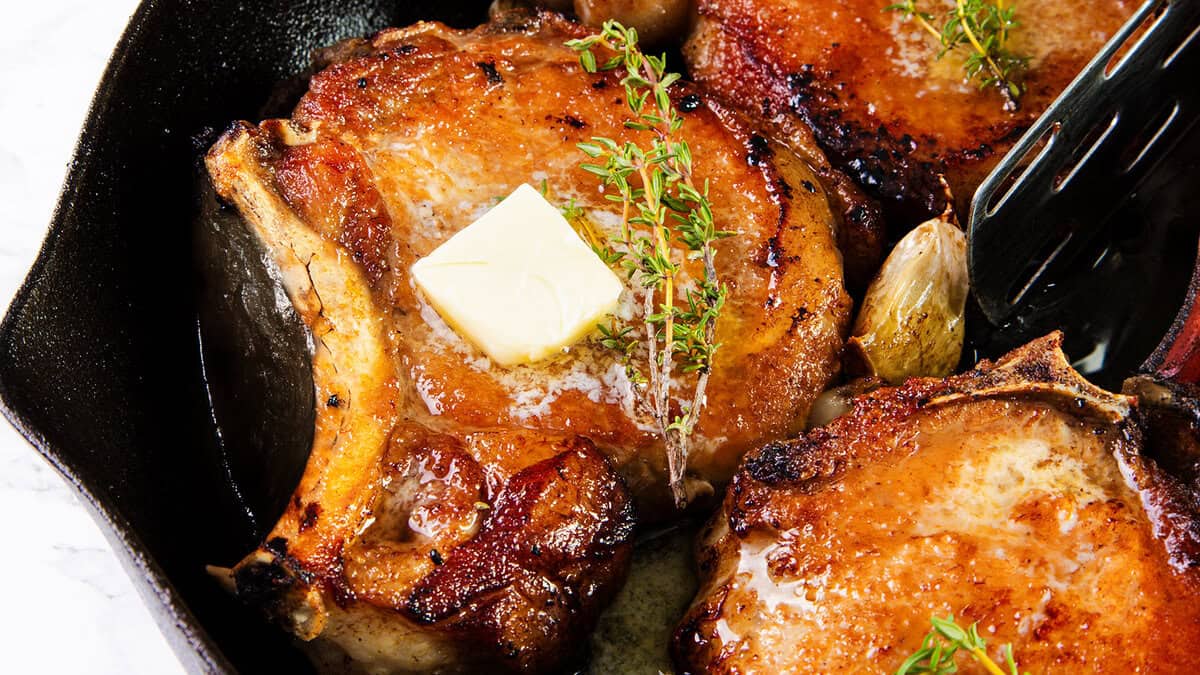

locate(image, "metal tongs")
[[968, 0, 1200, 384]]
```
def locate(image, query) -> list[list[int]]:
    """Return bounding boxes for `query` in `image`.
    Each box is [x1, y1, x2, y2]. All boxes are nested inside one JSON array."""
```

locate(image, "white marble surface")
[[0, 2, 185, 673]]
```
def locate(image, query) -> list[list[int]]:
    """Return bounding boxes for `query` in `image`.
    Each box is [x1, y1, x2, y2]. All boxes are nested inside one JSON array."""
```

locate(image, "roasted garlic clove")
[[493, 0, 572, 17], [846, 204, 968, 384], [807, 377, 883, 428], [573, 0, 695, 46], [524, 0, 694, 45]]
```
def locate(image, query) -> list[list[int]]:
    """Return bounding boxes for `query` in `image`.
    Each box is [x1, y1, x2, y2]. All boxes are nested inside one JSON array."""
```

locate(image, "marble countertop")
[[1, 2, 184, 672]]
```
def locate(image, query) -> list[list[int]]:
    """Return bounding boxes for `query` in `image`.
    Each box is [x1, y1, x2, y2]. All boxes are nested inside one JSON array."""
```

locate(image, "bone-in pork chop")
[[684, 0, 1137, 226], [210, 10, 850, 509], [675, 333, 1200, 673], [206, 9, 850, 672]]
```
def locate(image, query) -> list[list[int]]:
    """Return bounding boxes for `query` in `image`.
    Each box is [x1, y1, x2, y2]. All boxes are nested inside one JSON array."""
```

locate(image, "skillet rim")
[[1, 0, 260, 671]]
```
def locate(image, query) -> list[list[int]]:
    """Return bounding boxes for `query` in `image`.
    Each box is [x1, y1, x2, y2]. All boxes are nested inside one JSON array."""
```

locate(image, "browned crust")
[[206, 9, 856, 669], [1123, 376, 1200, 571], [684, 0, 1136, 228], [675, 333, 1200, 672], [211, 8, 851, 510], [207, 12, 642, 672], [741, 332, 1131, 493]]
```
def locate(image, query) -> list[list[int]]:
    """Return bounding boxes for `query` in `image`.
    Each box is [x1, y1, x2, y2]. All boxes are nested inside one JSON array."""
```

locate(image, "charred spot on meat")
[[677, 334, 1200, 673], [206, 8, 853, 672], [683, 0, 1136, 229]]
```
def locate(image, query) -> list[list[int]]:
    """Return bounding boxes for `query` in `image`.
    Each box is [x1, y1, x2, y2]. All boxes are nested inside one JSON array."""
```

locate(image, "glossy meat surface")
[[213, 10, 850, 507], [684, 0, 1136, 225], [675, 334, 1200, 673], [206, 9, 850, 672]]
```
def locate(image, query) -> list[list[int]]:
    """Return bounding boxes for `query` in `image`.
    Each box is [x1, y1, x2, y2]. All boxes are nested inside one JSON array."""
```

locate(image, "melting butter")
[[411, 183, 622, 366]]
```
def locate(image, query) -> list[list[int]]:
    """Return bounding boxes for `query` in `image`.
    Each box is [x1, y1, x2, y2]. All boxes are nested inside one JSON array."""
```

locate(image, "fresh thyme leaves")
[[885, 0, 1028, 110], [896, 615, 1026, 675], [566, 21, 733, 507]]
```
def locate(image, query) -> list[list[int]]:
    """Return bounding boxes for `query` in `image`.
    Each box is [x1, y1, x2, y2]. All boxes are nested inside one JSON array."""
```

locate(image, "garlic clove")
[[846, 205, 968, 384]]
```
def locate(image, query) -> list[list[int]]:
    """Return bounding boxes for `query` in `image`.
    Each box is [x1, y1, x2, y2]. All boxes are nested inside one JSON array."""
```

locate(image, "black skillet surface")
[[4, 0, 1196, 671], [0, 1, 493, 672]]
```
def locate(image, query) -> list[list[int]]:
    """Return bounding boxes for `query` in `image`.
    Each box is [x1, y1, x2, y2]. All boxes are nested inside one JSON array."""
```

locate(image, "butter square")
[[411, 184, 623, 366]]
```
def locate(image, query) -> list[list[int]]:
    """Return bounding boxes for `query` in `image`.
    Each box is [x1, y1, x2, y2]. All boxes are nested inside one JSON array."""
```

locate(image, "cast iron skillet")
[[0, 1, 494, 672], [6, 0, 1198, 672]]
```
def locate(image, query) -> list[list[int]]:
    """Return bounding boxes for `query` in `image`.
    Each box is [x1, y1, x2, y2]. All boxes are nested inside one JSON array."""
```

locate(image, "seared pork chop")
[[684, 0, 1137, 226], [206, 9, 850, 672], [209, 10, 850, 510], [675, 333, 1200, 673]]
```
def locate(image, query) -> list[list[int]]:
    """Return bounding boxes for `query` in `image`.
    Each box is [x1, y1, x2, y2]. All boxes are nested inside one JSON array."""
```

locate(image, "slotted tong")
[[968, 0, 1200, 381]]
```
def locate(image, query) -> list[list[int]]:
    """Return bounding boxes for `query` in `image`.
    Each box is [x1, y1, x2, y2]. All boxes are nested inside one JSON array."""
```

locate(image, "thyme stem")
[[953, 0, 1016, 110], [886, 0, 1029, 110], [911, 11, 945, 42], [896, 615, 1027, 675], [567, 21, 733, 506], [970, 647, 1009, 675]]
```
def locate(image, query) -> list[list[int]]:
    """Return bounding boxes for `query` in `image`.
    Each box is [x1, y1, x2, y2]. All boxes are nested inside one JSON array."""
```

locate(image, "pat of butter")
[[411, 184, 623, 366]]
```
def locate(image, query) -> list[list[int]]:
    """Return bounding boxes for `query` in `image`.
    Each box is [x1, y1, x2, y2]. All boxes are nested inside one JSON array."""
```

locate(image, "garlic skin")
[[807, 377, 883, 428], [573, 0, 694, 46], [847, 212, 968, 384], [525, 0, 695, 46]]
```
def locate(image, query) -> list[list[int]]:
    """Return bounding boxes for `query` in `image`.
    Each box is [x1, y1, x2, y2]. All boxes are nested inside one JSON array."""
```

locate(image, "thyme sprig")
[[886, 0, 1028, 110], [897, 615, 1027, 675], [566, 21, 733, 506]]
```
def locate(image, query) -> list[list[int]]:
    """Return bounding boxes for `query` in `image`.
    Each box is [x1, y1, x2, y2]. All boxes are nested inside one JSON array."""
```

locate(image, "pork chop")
[[205, 8, 850, 672], [675, 333, 1200, 673], [684, 0, 1137, 226], [209, 9, 850, 511]]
